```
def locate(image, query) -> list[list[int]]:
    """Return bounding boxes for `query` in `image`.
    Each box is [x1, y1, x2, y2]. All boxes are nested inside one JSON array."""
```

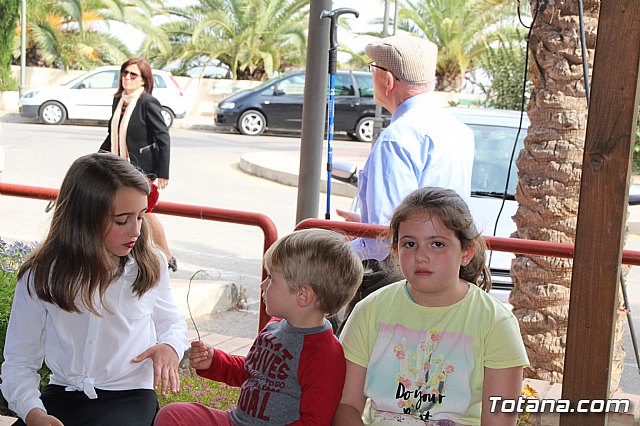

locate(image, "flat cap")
[[365, 34, 438, 84]]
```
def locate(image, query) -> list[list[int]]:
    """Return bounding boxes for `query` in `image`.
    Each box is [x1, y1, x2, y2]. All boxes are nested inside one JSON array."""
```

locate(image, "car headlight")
[[218, 102, 235, 110], [22, 90, 39, 99]]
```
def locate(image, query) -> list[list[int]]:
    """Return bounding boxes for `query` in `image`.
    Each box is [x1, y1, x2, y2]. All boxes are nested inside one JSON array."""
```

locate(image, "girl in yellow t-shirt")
[[335, 187, 528, 426]]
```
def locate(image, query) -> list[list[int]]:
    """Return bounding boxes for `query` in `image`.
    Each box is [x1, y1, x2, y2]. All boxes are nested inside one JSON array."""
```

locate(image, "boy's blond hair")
[[263, 228, 364, 316]]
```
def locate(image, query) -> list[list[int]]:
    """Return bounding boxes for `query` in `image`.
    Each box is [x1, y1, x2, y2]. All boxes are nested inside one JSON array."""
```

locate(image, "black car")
[[214, 70, 389, 142]]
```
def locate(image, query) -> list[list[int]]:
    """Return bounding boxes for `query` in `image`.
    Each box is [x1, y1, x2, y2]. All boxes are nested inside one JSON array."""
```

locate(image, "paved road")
[[1, 121, 639, 395]]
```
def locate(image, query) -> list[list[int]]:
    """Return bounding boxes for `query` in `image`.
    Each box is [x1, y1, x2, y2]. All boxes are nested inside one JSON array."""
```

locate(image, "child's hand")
[[189, 340, 213, 370], [336, 209, 361, 223], [25, 408, 64, 426], [132, 343, 180, 396]]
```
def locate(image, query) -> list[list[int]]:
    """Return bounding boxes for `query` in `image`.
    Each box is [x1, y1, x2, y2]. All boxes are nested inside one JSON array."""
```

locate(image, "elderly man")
[[335, 34, 475, 331]]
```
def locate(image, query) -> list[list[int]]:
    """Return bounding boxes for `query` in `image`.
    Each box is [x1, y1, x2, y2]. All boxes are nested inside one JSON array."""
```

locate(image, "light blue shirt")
[[352, 92, 475, 260]]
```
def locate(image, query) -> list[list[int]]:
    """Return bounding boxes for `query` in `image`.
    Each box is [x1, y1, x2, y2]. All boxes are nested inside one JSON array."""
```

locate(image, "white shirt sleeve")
[[152, 257, 189, 358], [0, 275, 48, 421]]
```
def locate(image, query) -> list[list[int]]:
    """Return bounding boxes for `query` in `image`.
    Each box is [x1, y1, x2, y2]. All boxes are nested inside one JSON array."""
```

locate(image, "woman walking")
[[100, 57, 177, 271]]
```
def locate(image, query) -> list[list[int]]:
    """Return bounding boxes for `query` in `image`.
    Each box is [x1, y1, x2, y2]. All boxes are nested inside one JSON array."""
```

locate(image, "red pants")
[[154, 403, 233, 426]]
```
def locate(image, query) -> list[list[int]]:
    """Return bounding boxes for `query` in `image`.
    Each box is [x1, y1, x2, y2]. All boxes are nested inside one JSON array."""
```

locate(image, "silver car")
[[19, 66, 187, 128], [450, 107, 528, 300]]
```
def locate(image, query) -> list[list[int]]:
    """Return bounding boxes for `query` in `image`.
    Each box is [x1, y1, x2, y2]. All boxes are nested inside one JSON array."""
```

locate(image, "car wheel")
[[161, 107, 174, 129], [354, 117, 374, 142], [39, 101, 67, 125], [238, 110, 266, 136]]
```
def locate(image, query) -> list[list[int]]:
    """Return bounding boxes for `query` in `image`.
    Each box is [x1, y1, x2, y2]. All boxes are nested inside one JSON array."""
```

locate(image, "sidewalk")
[[239, 146, 367, 198]]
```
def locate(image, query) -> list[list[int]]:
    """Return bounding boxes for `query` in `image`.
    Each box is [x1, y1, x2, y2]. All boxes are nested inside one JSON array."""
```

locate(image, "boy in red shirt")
[[155, 228, 364, 425]]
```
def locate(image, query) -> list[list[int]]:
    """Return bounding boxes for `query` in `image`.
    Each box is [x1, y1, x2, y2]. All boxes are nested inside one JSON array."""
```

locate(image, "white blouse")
[[0, 253, 189, 421]]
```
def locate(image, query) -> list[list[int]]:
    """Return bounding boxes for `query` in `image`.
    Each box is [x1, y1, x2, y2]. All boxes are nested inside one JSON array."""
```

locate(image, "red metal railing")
[[0, 182, 279, 329], [294, 218, 640, 266], [5, 182, 640, 332]]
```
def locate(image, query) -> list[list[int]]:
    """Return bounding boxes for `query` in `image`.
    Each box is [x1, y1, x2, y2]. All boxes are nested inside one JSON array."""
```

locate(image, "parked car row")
[[19, 66, 187, 128]]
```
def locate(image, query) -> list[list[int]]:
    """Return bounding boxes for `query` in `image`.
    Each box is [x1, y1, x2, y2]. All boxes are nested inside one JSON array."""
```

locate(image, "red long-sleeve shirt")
[[198, 319, 346, 425]]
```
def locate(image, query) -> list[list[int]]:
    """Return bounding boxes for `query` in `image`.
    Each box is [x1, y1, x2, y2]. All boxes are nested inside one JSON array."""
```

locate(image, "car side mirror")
[[332, 160, 358, 186]]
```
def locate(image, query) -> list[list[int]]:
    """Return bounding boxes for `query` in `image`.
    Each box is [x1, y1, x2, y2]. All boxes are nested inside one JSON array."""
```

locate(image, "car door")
[[66, 70, 118, 120], [465, 121, 526, 288], [332, 72, 361, 132], [151, 73, 186, 116], [260, 74, 305, 130]]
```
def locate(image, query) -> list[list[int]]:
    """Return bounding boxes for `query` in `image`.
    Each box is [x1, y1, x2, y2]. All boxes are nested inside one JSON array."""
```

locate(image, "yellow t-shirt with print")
[[340, 281, 529, 425]]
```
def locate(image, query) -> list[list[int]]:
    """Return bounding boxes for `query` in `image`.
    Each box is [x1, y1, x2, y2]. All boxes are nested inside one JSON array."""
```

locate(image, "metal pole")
[[295, 0, 331, 224], [19, 0, 26, 97], [320, 8, 359, 220], [371, 0, 391, 147], [382, 0, 390, 36], [393, 0, 399, 35]]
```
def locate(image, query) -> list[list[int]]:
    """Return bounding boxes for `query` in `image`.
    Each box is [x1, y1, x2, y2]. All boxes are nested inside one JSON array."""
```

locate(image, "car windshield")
[[469, 124, 526, 196], [252, 74, 293, 91]]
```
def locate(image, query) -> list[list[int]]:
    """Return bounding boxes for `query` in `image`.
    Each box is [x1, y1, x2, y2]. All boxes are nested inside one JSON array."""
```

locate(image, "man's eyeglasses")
[[121, 70, 140, 80], [368, 62, 399, 81]]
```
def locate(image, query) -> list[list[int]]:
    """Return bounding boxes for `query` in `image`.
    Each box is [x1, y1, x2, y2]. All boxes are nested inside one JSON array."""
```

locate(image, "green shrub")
[[157, 367, 240, 409], [0, 0, 19, 93], [0, 77, 17, 91], [476, 35, 531, 111]]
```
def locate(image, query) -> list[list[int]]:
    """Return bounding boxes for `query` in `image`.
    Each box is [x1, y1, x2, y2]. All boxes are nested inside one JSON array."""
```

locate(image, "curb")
[[170, 279, 240, 318], [239, 152, 357, 198], [0, 111, 216, 131], [0, 111, 33, 123]]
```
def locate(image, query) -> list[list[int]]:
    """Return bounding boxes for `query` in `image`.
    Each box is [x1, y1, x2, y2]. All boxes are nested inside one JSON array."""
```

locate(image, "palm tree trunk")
[[510, 0, 625, 391]]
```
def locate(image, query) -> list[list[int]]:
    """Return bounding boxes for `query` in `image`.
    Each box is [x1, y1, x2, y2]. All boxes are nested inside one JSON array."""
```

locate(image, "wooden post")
[[560, 1, 640, 425]]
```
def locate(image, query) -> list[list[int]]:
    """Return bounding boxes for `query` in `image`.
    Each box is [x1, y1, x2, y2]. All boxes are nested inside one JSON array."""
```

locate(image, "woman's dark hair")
[[18, 152, 161, 313], [389, 186, 491, 291], [116, 57, 154, 97]]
